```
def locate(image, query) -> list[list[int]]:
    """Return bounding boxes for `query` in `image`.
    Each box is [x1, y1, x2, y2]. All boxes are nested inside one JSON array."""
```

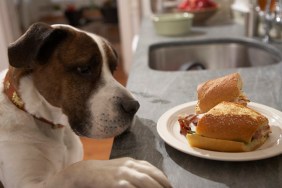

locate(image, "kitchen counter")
[[110, 18, 282, 187]]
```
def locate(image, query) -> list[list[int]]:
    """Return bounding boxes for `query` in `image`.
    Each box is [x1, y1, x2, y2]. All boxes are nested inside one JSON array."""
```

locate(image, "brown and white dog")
[[0, 23, 171, 188]]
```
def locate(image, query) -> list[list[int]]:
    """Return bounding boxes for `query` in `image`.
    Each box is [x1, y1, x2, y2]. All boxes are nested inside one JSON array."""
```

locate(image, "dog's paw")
[[103, 157, 172, 188], [55, 157, 172, 188]]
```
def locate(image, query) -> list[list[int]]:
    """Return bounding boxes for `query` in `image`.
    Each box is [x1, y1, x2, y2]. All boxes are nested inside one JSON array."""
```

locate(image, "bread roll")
[[186, 102, 270, 152], [187, 133, 268, 152], [196, 73, 249, 114]]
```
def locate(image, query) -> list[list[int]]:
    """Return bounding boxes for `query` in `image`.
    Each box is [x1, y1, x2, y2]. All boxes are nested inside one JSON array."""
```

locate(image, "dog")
[[0, 23, 171, 188]]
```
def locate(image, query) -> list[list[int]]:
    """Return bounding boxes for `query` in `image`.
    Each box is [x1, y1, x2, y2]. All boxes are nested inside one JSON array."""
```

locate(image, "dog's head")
[[8, 22, 139, 138]]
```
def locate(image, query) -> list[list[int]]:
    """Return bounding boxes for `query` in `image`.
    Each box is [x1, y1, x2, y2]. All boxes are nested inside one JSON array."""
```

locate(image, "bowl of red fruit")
[[178, 0, 219, 25]]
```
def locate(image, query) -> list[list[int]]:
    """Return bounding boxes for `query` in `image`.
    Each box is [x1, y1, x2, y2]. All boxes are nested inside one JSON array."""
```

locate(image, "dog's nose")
[[121, 99, 140, 115]]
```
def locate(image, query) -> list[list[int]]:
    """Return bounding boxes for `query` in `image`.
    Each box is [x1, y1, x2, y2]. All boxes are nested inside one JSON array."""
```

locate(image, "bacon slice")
[[252, 125, 271, 141], [234, 92, 250, 106], [178, 114, 199, 135]]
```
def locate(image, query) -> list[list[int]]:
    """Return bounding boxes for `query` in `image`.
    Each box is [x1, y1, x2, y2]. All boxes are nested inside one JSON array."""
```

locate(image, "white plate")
[[157, 101, 282, 161]]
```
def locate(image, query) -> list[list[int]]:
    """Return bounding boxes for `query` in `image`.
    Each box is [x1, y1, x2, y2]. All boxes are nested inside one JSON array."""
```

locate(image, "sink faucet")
[[260, 0, 282, 43]]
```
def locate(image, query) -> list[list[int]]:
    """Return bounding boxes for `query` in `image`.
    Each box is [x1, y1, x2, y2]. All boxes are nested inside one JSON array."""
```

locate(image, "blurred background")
[[1, 0, 281, 76], [0, 0, 147, 78]]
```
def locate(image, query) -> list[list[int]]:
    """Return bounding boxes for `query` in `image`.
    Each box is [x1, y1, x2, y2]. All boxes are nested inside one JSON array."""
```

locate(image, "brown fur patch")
[[31, 29, 102, 107]]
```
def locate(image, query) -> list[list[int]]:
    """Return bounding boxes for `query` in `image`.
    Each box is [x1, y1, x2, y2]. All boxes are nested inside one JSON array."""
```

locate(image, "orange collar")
[[3, 70, 64, 129]]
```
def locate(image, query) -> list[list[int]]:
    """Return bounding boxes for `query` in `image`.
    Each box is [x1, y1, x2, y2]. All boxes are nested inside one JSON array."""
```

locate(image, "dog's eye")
[[77, 65, 92, 76]]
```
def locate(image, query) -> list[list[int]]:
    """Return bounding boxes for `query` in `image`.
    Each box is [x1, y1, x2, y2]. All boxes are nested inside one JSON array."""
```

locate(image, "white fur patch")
[[85, 33, 134, 138], [18, 75, 69, 126]]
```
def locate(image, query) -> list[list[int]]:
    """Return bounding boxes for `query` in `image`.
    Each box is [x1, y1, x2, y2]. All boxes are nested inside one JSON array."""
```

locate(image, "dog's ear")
[[8, 22, 68, 68]]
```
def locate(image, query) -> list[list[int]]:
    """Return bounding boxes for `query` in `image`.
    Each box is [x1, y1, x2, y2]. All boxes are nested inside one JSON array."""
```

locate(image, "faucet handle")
[[274, 0, 282, 23]]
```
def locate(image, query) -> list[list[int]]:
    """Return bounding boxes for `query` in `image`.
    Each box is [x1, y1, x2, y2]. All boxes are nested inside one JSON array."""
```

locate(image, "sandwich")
[[178, 102, 271, 152], [195, 73, 249, 114]]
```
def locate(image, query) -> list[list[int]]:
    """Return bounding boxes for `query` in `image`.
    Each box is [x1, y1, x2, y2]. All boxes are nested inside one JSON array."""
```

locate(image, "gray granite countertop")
[[110, 19, 282, 188]]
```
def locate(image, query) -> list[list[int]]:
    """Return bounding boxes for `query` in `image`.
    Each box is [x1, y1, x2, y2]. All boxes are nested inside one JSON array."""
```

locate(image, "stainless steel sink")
[[149, 38, 282, 71]]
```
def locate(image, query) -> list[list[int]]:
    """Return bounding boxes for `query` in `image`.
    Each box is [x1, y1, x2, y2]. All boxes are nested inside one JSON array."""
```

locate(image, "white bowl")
[[152, 12, 194, 36]]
